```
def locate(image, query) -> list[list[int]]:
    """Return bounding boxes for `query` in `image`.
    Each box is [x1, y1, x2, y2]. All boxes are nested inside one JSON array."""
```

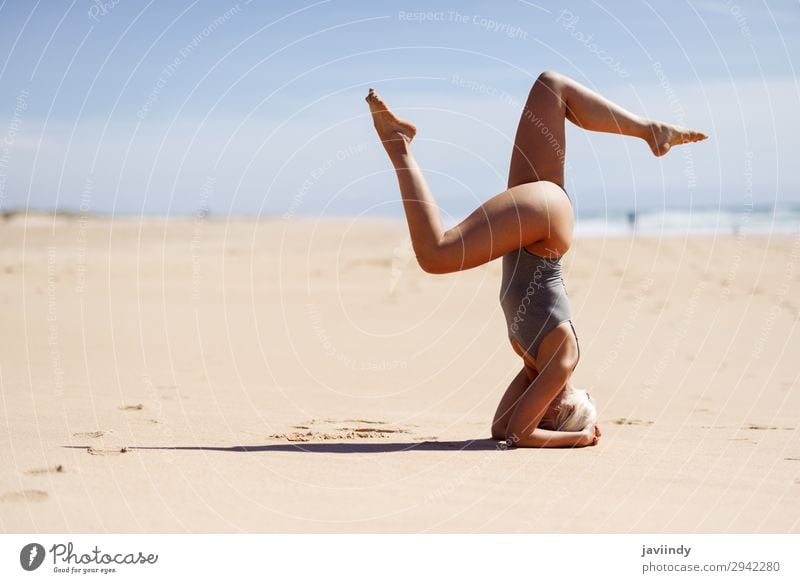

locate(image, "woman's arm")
[[508, 425, 597, 448]]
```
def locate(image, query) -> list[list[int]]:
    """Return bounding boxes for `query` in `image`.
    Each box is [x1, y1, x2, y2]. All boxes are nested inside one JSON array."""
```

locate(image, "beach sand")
[[1, 213, 798, 533]]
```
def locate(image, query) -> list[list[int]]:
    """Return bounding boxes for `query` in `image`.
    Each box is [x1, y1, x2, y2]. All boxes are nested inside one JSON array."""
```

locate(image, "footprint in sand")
[[611, 418, 654, 426], [0, 490, 48, 503], [270, 418, 415, 442], [25, 465, 65, 475], [349, 427, 408, 436], [119, 404, 144, 411], [87, 447, 128, 456], [157, 385, 181, 400], [72, 430, 109, 438], [269, 428, 411, 442], [745, 424, 795, 431]]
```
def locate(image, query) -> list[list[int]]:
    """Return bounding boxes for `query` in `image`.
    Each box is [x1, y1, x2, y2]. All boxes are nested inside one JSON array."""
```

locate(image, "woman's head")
[[539, 385, 597, 432]]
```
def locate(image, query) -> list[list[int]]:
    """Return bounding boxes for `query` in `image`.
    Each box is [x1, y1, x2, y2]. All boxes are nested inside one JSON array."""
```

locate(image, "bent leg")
[[508, 71, 570, 189], [367, 89, 572, 273], [508, 71, 708, 189]]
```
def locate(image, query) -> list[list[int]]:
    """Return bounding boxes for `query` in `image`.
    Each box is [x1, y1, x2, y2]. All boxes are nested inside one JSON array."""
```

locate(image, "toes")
[[681, 130, 707, 144], [364, 90, 416, 143], [366, 92, 387, 109], [365, 88, 383, 108], [650, 125, 706, 156]]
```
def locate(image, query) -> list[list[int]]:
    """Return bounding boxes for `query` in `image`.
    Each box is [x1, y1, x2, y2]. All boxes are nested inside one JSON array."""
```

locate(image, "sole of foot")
[[647, 122, 708, 157]]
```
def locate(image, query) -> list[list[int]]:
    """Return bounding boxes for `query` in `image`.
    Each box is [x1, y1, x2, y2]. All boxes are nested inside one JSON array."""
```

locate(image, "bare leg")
[[365, 73, 708, 271], [366, 89, 571, 273], [365, 89, 442, 266], [508, 71, 708, 188], [366, 73, 701, 446]]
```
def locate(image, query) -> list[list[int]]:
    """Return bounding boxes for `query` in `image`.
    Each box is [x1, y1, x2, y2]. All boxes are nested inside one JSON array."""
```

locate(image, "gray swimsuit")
[[499, 246, 579, 361]]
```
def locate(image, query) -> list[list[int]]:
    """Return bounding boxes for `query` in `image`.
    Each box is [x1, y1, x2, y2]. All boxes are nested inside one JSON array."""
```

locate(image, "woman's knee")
[[543, 231, 572, 257], [415, 233, 468, 274], [537, 184, 574, 256], [533, 70, 566, 96], [415, 247, 451, 274]]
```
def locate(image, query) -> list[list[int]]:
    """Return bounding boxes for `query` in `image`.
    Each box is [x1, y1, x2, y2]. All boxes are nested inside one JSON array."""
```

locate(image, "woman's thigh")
[[508, 71, 568, 189], [434, 180, 573, 271]]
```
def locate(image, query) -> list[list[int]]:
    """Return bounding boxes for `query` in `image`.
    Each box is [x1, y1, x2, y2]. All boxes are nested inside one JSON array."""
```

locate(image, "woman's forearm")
[[509, 427, 588, 448]]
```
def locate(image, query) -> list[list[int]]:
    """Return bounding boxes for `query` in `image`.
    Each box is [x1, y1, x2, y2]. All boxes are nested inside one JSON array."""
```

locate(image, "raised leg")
[[507, 71, 708, 189], [366, 89, 572, 273], [365, 74, 708, 275]]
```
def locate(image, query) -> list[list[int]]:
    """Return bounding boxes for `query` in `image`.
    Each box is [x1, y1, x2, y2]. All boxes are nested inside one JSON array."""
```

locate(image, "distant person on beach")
[[366, 71, 707, 448], [627, 210, 637, 232]]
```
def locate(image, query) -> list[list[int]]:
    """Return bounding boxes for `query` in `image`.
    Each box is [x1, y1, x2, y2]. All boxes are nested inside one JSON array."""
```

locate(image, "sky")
[[0, 0, 798, 220]]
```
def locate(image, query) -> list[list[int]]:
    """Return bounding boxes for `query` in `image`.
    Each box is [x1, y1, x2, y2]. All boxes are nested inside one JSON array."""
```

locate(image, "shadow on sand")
[[63, 439, 506, 454]]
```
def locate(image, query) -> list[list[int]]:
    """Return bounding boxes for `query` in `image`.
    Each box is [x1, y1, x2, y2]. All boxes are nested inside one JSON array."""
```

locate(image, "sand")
[[0, 213, 798, 533]]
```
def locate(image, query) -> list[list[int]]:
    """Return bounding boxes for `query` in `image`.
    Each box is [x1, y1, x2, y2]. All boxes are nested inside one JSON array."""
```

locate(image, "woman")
[[365, 70, 706, 448]]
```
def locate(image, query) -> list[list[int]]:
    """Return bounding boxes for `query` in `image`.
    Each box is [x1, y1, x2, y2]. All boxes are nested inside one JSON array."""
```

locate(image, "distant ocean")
[[572, 206, 800, 237], [9, 204, 800, 238]]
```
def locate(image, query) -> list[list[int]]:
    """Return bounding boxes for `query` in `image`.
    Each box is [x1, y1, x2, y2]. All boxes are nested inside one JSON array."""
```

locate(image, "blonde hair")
[[542, 386, 597, 432]]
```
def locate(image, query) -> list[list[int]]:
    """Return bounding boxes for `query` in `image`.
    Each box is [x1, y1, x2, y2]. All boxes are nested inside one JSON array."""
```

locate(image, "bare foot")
[[646, 122, 708, 157], [365, 88, 417, 144]]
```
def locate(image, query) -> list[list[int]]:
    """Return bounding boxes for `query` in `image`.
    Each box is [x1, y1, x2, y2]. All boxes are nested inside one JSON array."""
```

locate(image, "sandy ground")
[[1, 213, 798, 533]]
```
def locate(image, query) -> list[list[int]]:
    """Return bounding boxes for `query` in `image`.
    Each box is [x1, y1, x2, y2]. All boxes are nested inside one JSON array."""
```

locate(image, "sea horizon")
[[5, 202, 799, 238]]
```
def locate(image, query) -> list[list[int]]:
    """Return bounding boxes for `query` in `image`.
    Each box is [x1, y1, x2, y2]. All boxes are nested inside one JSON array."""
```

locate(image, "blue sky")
[[0, 0, 798, 219]]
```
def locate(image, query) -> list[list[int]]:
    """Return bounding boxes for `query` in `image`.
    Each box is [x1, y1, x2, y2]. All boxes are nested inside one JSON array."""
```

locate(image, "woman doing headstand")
[[365, 71, 707, 448]]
